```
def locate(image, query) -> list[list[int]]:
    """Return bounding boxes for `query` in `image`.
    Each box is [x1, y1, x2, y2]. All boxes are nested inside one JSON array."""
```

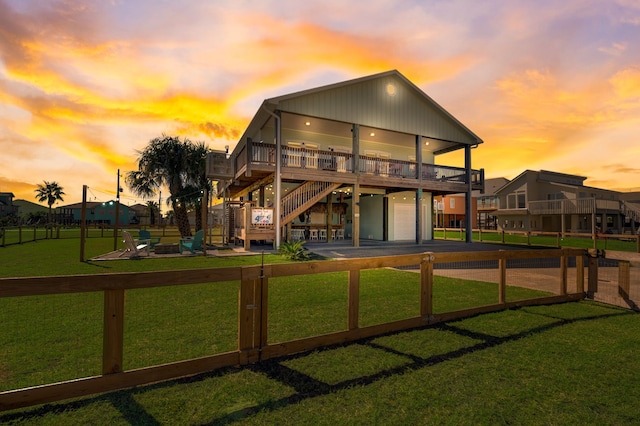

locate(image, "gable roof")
[[473, 177, 510, 197], [239, 70, 482, 155], [495, 170, 620, 196]]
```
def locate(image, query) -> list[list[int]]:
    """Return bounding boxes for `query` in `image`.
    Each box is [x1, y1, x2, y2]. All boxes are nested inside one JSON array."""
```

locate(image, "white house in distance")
[[207, 70, 485, 247]]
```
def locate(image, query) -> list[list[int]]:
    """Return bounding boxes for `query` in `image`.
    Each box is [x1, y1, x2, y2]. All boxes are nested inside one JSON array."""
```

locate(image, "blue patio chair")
[[179, 229, 204, 254], [138, 229, 161, 249]]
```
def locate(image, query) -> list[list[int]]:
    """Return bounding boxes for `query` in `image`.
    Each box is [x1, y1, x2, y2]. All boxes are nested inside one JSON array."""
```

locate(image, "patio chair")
[[120, 230, 150, 258], [179, 229, 204, 254], [138, 229, 161, 249]]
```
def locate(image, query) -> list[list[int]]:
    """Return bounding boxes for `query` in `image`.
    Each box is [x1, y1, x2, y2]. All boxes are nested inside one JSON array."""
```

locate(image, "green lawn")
[[1, 301, 638, 425], [436, 230, 640, 252], [2, 237, 638, 424]]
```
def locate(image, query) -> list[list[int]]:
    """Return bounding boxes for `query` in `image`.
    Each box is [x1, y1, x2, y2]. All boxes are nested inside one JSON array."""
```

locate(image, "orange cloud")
[[609, 67, 640, 101], [225, 14, 478, 102]]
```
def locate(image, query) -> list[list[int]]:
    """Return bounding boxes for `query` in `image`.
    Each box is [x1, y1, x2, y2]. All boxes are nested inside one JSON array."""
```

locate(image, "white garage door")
[[393, 204, 415, 240]]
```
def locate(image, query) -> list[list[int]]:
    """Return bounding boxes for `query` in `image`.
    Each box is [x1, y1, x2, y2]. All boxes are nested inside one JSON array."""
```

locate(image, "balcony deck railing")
[[528, 198, 622, 215], [248, 142, 482, 185]]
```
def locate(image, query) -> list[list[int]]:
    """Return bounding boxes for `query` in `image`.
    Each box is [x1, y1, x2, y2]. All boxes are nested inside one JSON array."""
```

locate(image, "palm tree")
[[126, 135, 209, 237], [34, 181, 65, 224], [146, 201, 159, 225], [182, 141, 213, 232]]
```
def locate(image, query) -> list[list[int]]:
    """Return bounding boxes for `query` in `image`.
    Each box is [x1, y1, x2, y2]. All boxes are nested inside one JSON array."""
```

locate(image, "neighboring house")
[[0, 192, 18, 218], [57, 201, 137, 225], [12, 199, 48, 224], [207, 70, 485, 246], [129, 204, 150, 226], [493, 170, 640, 234], [433, 194, 478, 229], [476, 177, 510, 230], [433, 177, 509, 230]]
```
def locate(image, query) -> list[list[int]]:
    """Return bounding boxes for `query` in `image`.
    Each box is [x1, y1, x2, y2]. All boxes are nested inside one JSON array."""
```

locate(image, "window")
[[507, 191, 526, 209]]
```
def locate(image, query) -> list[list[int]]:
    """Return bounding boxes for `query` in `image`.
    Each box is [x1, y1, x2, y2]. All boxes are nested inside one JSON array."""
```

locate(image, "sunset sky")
[[1, 0, 639, 206]]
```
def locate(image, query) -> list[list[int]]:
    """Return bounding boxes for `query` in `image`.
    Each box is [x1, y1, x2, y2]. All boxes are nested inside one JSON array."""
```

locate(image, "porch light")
[[370, 132, 375, 137], [425, 141, 430, 146], [305, 121, 311, 126], [386, 83, 396, 96]]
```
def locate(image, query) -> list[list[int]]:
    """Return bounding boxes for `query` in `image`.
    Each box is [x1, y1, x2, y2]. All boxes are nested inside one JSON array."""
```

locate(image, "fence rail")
[[0, 226, 213, 247], [435, 227, 640, 252], [0, 248, 596, 411]]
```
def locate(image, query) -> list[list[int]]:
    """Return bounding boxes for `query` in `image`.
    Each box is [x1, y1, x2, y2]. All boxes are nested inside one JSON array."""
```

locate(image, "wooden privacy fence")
[[0, 248, 589, 411]]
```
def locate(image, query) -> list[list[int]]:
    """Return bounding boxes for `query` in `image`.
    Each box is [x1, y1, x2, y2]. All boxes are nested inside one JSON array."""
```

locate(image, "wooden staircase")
[[281, 181, 342, 225]]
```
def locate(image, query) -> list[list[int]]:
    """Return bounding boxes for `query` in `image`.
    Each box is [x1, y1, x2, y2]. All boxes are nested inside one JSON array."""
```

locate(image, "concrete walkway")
[[302, 239, 525, 259]]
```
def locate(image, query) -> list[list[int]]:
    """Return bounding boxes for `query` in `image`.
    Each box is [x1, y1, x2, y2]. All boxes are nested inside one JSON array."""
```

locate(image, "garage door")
[[393, 204, 415, 240]]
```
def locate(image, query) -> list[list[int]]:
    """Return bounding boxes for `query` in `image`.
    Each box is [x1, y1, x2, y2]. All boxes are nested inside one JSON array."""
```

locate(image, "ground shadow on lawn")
[[1, 302, 633, 425]]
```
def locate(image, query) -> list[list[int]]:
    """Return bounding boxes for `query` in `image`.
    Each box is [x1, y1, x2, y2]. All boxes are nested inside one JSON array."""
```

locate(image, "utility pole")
[[113, 169, 121, 251], [80, 185, 87, 262]]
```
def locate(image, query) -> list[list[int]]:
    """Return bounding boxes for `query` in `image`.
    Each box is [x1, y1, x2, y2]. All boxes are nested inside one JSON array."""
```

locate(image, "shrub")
[[278, 240, 310, 261]]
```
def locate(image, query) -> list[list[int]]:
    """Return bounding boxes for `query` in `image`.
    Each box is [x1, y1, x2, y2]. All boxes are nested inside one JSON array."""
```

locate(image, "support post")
[[274, 111, 282, 248], [239, 267, 262, 364], [420, 253, 434, 318], [499, 250, 506, 304], [464, 144, 473, 243], [113, 169, 121, 251], [416, 135, 423, 245], [619, 261, 630, 299], [576, 253, 585, 294], [348, 268, 359, 330], [326, 192, 333, 242], [353, 182, 360, 247], [103, 289, 125, 374], [560, 251, 568, 295], [587, 249, 599, 297], [80, 185, 87, 262], [202, 187, 208, 256]]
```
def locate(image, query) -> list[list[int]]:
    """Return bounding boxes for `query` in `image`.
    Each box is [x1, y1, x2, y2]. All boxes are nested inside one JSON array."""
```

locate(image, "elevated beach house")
[[207, 70, 485, 247]]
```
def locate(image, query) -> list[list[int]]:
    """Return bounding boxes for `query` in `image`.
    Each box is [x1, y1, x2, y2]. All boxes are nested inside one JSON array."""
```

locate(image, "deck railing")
[[0, 248, 592, 411], [528, 198, 624, 215], [249, 141, 482, 185]]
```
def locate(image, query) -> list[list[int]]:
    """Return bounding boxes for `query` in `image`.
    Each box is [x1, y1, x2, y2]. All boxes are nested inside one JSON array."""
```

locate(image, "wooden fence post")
[[239, 266, 262, 364], [499, 250, 506, 304], [260, 273, 269, 348], [501, 230, 505, 244], [560, 251, 568, 296], [348, 268, 360, 330], [103, 289, 125, 374], [618, 261, 630, 299], [587, 249, 599, 297], [420, 253, 434, 319], [576, 252, 585, 294]]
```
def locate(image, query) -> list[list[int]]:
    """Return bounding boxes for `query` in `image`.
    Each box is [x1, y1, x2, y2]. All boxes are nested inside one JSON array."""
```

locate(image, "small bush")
[[278, 240, 310, 261]]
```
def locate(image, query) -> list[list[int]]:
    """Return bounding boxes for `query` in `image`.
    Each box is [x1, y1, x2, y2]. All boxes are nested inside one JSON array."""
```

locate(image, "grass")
[[0, 237, 290, 278], [1, 301, 638, 424], [2, 237, 638, 424], [436, 229, 639, 252]]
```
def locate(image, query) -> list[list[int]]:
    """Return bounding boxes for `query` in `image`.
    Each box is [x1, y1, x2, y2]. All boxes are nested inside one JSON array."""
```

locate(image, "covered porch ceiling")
[[270, 112, 466, 155]]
